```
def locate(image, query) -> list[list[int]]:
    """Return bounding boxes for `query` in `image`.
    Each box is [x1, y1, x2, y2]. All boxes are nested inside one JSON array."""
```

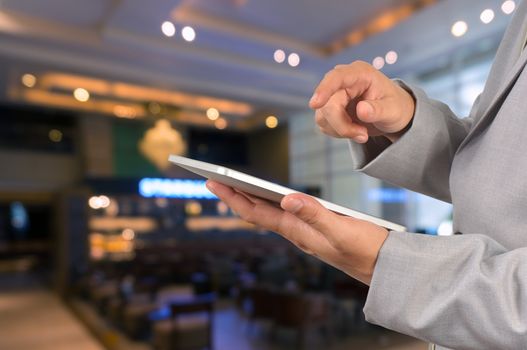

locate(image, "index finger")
[[309, 61, 373, 109]]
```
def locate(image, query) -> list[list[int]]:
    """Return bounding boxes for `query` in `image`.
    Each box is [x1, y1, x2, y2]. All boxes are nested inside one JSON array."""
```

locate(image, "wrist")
[[385, 117, 413, 143], [385, 85, 416, 143], [346, 226, 389, 285]]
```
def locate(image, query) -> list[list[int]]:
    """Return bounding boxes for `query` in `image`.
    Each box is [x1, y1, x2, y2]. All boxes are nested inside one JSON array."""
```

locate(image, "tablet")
[[168, 155, 406, 232]]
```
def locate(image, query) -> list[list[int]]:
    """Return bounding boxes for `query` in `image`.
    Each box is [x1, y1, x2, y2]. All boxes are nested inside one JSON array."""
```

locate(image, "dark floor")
[[0, 273, 427, 350]]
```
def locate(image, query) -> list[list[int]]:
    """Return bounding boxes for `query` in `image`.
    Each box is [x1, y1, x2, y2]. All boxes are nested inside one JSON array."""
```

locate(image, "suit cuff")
[[363, 230, 430, 333]]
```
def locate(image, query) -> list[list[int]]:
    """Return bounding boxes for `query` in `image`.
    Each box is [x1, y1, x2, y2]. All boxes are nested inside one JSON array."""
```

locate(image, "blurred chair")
[[122, 299, 158, 339], [123, 284, 195, 339], [90, 280, 119, 314], [153, 294, 215, 350], [271, 291, 331, 349], [332, 279, 369, 333], [157, 284, 194, 305], [245, 286, 276, 331]]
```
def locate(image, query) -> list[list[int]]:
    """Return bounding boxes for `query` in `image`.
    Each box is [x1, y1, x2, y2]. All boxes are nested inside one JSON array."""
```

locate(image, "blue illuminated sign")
[[367, 188, 407, 203], [139, 178, 217, 199]]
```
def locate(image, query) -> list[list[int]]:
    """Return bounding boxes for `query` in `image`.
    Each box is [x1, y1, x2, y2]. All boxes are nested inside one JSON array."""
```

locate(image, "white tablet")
[[168, 155, 406, 232]]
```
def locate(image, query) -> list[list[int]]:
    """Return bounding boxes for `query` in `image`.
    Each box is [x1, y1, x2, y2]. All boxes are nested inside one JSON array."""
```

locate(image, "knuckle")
[[352, 60, 368, 68], [352, 60, 374, 73], [332, 236, 348, 252], [295, 241, 313, 255], [239, 210, 255, 223], [302, 207, 321, 226], [339, 129, 355, 139], [317, 125, 329, 135], [314, 111, 325, 124], [275, 215, 289, 234]]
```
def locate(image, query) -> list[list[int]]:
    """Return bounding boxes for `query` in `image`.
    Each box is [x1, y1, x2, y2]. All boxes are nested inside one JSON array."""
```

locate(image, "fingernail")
[[206, 181, 215, 192], [283, 198, 304, 213], [309, 92, 319, 105], [355, 134, 368, 143]]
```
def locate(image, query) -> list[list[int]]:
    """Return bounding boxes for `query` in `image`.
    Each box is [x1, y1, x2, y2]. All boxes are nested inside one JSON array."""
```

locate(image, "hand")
[[206, 180, 389, 285], [310, 61, 415, 144]]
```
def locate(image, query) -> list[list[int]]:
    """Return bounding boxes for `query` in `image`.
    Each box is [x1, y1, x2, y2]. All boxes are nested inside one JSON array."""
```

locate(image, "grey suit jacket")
[[348, 2, 527, 349]]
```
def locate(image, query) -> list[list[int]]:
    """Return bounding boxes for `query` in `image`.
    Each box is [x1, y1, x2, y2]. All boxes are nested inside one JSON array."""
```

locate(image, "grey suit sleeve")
[[349, 81, 474, 202], [365, 231, 527, 349]]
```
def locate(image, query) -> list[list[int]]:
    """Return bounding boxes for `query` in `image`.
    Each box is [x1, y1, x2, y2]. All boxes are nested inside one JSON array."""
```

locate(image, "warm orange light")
[[48, 129, 63, 142], [21, 74, 37, 88], [37, 72, 253, 116], [265, 116, 278, 128], [113, 105, 137, 119], [206, 107, 219, 120], [327, 0, 438, 55], [73, 88, 90, 102], [215, 118, 227, 130]]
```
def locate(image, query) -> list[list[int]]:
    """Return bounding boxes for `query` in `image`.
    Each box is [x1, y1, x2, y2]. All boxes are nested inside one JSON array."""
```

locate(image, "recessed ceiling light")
[[372, 56, 385, 70], [161, 21, 176, 37], [181, 26, 196, 42], [122, 228, 135, 241], [114, 105, 137, 119], [21, 73, 37, 88], [148, 102, 162, 115], [288, 53, 300, 67], [451, 21, 468, 37], [73, 88, 90, 102], [265, 116, 278, 129], [206, 107, 219, 121], [274, 49, 286, 63], [385, 51, 398, 65], [480, 9, 495, 24], [48, 129, 63, 143], [501, 0, 515, 14], [215, 118, 227, 130]]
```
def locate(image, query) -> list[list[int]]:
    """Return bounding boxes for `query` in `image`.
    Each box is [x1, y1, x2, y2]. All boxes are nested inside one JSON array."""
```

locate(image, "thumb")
[[281, 194, 337, 233], [356, 99, 391, 124]]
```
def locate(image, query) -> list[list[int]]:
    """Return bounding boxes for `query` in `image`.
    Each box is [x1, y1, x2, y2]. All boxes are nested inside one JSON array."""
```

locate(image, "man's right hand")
[[310, 61, 416, 144]]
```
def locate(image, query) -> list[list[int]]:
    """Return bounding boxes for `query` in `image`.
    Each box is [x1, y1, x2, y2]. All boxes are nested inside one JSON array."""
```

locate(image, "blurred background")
[[0, 0, 517, 349]]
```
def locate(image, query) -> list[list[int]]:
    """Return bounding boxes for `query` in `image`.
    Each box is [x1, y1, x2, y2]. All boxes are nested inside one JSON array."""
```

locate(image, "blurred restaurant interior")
[[0, 0, 517, 349]]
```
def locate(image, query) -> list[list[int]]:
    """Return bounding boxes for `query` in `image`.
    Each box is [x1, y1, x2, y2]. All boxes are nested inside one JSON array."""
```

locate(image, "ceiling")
[[0, 0, 513, 130]]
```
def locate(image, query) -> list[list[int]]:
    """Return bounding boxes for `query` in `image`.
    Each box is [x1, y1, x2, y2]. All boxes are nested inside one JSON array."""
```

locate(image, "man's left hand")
[[206, 180, 389, 285]]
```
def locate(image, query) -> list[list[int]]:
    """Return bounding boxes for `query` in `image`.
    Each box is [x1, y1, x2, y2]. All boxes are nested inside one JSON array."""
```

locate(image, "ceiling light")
[[88, 196, 102, 210], [148, 102, 162, 115], [161, 21, 176, 37], [181, 26, 196, 42], [98, 195, 111, 209], [21, 74, 37, 88], [88, 196, 110, 210], [501, 0, 515, 14], [48, 129, 63, 143], [206, 107, 219, 121], [215, 118, 227, 130], [73, 88, 90, 102], [113, 105, 137, 119], [480, 9, 495, 24], [451, 21, 468, 37], [385, 51, 398, 65], [265, 116, 278, 129], [274, 49, 286, 63], [288, 53, 300, 67], [122, 228, 135, 241], [372, 56, 385, 70]]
